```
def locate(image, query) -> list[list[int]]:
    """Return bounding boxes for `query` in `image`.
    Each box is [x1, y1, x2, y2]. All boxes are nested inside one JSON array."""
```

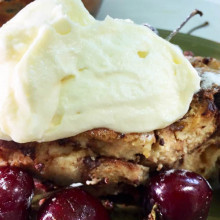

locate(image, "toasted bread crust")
[[174, 129, 220, 178]]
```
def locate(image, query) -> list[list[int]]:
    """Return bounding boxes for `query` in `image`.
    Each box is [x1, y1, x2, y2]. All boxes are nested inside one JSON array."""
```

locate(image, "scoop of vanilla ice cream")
[[0, 0, 200, 143]]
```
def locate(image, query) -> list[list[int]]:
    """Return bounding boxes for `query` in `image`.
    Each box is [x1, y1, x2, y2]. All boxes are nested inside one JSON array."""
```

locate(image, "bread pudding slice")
[[0, 56, 219, 190]]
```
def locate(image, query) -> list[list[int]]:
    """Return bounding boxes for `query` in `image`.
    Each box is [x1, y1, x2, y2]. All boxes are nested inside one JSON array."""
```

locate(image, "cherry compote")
[[37, 187, 110, 220], [144, 169, 212, 220], [0, 166, 34, 220]]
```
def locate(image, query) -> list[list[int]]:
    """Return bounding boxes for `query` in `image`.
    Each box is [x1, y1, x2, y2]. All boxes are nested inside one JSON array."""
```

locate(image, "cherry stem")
[[187, 21, 209, 34], [31, 191, 56, 210], [31, 183, 84, 210], [166, 9, 203, 41]]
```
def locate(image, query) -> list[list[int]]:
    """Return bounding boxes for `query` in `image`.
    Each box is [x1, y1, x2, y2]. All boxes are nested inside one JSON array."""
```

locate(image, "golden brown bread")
[[174, 129, 220, 178], [0, 140, 149, 186]]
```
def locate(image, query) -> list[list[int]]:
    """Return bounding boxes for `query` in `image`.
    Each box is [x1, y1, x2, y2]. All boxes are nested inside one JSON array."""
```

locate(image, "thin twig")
[[167, 9, 203, 41], [187, 21, 209, 34]]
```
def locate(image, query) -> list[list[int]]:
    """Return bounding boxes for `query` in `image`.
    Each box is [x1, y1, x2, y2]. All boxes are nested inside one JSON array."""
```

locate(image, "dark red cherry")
[[144, 169, 212, 220], [37, 188, 110, 220], [0, 166, 34, 220]]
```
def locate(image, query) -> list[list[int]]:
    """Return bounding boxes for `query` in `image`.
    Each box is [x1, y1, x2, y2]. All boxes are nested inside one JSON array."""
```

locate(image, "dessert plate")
[[159, 29, 220, 59], [111, 31, 220, 220]]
